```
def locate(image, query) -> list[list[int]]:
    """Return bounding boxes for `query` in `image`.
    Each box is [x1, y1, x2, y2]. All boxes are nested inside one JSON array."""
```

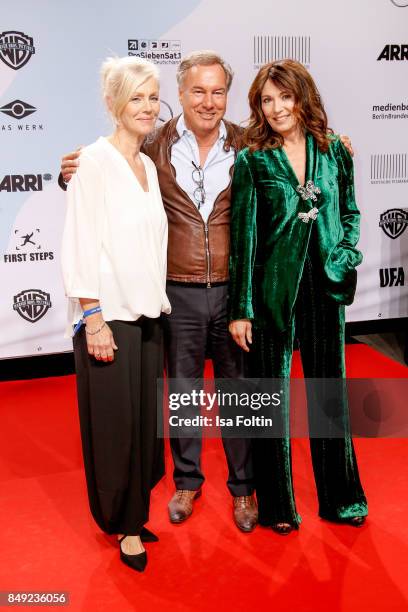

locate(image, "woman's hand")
[[85, 317, 118, 362], [229, 319, 252, 352]]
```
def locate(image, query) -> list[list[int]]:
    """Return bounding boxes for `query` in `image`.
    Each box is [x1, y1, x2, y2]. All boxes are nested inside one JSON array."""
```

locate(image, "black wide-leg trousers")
[[73, 317, 164, 535], [248, 254, 368, 527], [163, 283, 254, 496]]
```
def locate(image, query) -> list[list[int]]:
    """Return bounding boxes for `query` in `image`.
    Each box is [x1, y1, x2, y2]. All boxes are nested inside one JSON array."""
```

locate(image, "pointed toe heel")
[[140, 527, 159, 542], [119, 536, 148, 572]]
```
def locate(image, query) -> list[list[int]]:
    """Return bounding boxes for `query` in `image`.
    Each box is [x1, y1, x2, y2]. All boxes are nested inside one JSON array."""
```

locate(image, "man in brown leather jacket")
[[60, 50, 258, 533]]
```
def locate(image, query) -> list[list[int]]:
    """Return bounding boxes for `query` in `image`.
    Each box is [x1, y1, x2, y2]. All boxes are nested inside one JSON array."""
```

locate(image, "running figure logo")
[[15, 228, 41, 250]]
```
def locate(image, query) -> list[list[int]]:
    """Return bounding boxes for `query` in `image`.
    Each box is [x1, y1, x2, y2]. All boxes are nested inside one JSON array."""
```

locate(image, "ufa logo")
[[13, 289, 52, 323], [379, 267, 405, 287], [0, 31, 35, 70]]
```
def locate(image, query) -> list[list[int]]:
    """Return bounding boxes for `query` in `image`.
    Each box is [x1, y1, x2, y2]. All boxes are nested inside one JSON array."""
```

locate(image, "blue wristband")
[[83, 306, 102, 318], [73, 319, 84, 335]]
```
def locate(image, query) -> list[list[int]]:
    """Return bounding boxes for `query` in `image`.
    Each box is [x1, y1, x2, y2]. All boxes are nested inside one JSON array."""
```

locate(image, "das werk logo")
[[0, 173, 52, 192], [0, 100, 36, 120], [379, 209, 408, 239], [0, 31, 35, 70], [13, 289, 52, 323]]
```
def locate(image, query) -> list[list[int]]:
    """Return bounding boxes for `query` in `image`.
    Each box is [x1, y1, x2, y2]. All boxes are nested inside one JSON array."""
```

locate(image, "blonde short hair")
[[101, 56, 159, 122], [176, 50, 234, 91]]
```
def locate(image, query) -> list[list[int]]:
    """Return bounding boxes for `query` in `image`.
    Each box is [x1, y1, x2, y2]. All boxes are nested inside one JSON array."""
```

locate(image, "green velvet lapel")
[[275, 133, 318, 205]]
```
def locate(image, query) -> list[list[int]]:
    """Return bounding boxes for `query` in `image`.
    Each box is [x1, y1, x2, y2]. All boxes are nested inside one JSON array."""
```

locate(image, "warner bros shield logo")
[[0, 31, 35, 70], [13, 289, 52, 323], [379, 209, 408, 239]]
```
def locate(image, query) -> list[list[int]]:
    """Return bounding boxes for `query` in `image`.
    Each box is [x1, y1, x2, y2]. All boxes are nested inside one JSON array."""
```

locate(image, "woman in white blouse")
[[61, 56, 171, 572]]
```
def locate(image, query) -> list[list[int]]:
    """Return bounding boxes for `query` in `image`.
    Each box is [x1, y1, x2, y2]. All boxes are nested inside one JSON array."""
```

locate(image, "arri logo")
[[13, 289, 52, 323], [390, 1, 408, 7], [379, 209, 408, 239], [0, 31, 35, 70], [379, 267, 405, 287], [0, 99, 36, 120], [0, 173, 52, 192], [377, 44, 408, 60]]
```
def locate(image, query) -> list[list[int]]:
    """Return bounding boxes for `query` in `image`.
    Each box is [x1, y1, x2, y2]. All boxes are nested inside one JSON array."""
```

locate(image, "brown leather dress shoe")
[[233, 495, 258, 532], [168, 489, 202, 523]]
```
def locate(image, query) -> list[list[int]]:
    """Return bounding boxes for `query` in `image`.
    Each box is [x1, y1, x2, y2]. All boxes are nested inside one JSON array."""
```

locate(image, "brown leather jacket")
[[143, 116, 244, 285]]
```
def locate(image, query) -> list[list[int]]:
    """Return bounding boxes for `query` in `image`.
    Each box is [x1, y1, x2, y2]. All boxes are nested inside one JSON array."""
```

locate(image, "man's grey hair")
[[176, 50, 234, 91]]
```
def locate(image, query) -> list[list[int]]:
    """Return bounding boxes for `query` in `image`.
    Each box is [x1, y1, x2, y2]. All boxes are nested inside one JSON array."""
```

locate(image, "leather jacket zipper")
[[204, 223, 211, 287]]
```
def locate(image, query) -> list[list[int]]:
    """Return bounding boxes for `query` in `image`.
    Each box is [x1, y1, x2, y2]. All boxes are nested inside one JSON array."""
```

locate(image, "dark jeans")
[[163, 283, 254, 497]]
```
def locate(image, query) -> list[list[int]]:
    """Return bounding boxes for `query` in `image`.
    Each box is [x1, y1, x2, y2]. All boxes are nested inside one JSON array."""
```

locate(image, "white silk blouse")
[[61, 137, 171, 334]]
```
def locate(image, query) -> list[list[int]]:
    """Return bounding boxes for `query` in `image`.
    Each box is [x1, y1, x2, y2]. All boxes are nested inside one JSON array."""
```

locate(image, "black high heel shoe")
[[140, 527, 159, 543], [119, 536, 147, 572]]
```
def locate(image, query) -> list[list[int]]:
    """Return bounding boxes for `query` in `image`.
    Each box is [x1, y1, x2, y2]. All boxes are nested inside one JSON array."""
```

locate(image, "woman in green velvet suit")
[[228, 60, 367, 534]]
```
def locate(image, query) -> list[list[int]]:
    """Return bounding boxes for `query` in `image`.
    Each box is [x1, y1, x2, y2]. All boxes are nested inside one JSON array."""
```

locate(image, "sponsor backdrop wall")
[[0, 0, 407, 358]]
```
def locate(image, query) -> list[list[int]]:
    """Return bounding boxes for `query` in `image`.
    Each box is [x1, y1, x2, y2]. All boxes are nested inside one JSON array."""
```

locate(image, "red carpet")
[[0, 345, 407, 611]]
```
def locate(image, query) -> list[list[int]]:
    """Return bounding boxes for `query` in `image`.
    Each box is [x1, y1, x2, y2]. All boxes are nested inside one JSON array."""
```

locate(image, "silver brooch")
[[296, 180, 321, 202], [298, 207, 319, 223]]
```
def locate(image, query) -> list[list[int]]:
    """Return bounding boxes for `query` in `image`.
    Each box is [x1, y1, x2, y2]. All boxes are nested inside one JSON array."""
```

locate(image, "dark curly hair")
[[244, 59, 333, 153]]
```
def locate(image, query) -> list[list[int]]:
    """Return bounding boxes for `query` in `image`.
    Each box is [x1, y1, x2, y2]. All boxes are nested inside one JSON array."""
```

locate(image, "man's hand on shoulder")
[[61, 147, 83, 183], [339, 134, 354, 157]]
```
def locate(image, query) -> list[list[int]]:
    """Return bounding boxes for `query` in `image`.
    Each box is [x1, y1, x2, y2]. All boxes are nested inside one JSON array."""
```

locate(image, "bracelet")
[[85, 321, 106, 335], [83, 306, 102, 318]]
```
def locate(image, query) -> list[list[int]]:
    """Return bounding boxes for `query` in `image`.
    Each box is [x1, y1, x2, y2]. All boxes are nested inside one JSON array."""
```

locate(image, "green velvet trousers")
[[248, 247, 368, 527]]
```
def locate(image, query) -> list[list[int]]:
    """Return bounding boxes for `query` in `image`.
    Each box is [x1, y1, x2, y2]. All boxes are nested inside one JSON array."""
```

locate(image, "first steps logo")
[[0, 31, 35, 70], [13, 289, 52, 323], [3, 228, 54, 264]]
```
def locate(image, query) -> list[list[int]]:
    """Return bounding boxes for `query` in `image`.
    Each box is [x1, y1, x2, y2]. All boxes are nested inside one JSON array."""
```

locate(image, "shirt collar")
[[176, 114, 227, 142]]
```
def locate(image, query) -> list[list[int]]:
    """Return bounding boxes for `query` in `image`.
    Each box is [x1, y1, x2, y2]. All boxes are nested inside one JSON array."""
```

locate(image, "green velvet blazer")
[[228, 134, 362, 332]]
